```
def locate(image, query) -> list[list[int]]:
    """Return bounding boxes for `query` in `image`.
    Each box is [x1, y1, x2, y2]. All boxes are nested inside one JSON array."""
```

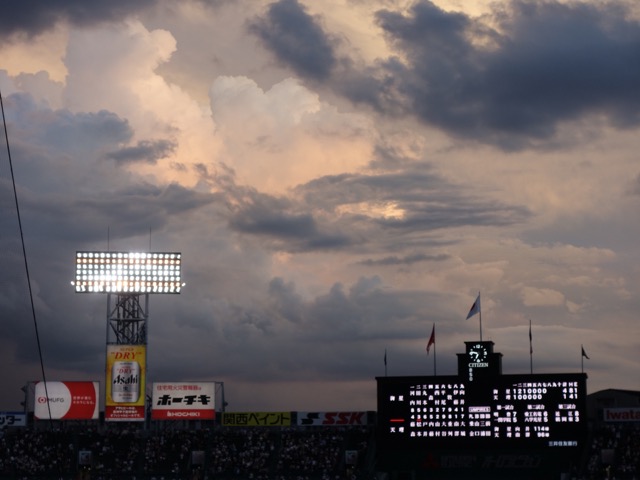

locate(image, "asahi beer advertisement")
[[34, 381, 99, 420], [151, 382, 216, 420], [105, 345, 146, 421]]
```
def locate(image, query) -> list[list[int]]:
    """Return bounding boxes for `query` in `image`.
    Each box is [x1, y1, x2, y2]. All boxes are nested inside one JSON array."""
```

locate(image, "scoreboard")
[[376, 341, 588, 479], [377, 373, 587, 450]]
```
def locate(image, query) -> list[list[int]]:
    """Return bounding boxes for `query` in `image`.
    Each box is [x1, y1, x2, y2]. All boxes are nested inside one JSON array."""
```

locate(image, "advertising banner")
[[603, 407, 640, 422], [34, 382, 99, 420], [222, 412, 292, 427], [0, 412, 27, 427], [298, 411, 369, 426], [151, 382, 215, 420], [105, 345, 146, 421]]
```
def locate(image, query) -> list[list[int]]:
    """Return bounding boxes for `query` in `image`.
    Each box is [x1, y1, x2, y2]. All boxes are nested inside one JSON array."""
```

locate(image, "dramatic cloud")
[[106, 139, 177, 165], [251, 0, 640, 149], [0, 0, 157, 39], [1, 0, 639, 413], [249, 0, 338, 80], [372, 0, 640, 148]]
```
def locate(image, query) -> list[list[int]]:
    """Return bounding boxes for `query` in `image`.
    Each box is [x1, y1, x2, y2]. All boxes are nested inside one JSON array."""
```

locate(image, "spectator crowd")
[[584, 423, 640, 480], [0, 425, 372, 480], [1, 421, 639, 479]]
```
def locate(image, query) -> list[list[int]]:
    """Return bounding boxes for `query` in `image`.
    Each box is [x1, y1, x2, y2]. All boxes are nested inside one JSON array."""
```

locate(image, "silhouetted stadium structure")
[[1, 340, 638, 479], [75, 251, 183, 422], [375, 341, 621, 479]]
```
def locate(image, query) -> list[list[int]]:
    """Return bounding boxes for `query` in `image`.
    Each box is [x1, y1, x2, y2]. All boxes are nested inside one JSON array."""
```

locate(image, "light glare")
[[74, 251, 182, 294]]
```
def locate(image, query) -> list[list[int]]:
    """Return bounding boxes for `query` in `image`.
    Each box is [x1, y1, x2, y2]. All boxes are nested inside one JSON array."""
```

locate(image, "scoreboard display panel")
[[377, 342, 587, 478], [377, 373, 587, 451]]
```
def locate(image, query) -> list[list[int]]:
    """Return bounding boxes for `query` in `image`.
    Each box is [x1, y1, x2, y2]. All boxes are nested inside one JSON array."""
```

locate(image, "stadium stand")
[[1, 387, 639, 479], [1, 419, 639, 479], [0, 425, 374, 479]]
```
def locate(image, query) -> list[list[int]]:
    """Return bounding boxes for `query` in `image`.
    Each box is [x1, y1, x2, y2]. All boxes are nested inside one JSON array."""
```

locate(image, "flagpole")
[[479, 292, 483, 341], [384, 349, 388, 377], [465, 292, 482, 340], [529, 319, 533, 375], [581, 345, 590, 373], [426, 323, 436, 375], [433, 325, 437, 376], [434, 340, 437, 376]]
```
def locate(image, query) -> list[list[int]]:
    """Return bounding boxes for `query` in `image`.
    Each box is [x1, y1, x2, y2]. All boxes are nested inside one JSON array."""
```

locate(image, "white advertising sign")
[[298, 411, 369, 426], [603, 407, 640, 422], [152, 382, 215, 420]]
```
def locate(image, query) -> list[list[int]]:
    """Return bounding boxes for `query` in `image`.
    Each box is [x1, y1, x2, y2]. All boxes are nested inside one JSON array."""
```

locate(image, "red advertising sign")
[[151, 382, 215, 420], [34, 382, 99, 420]]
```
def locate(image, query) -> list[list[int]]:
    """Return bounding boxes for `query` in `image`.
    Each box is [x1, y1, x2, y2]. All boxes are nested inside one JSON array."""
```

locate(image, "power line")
[[0, 89, 52, 424]]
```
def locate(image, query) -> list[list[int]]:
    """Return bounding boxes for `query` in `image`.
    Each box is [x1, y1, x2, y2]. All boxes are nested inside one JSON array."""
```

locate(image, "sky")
[[1, 0, 639, 413]]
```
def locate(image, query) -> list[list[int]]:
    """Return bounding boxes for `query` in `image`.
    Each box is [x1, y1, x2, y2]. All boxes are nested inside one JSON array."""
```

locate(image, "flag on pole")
[[384, 349, 387, 366], [426, 324, 435, 355], [466, 293, 481, 320], [529, 320, 533, 355], [581, 345, 589, 360]]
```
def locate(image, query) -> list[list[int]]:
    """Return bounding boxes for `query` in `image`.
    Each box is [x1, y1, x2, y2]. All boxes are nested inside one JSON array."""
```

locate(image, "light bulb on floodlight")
[[74, 250, 182, 294]]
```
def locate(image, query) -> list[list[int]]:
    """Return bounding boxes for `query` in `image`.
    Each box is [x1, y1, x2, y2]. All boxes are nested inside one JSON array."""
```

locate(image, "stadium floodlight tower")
[[74, 251, 182, 344], [73, 251, 182, 421]]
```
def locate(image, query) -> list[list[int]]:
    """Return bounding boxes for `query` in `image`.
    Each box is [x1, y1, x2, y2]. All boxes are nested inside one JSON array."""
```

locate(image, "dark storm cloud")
[[0, 92, 215, 245], [4, 92, 133, 162], [358, 252, 450, 267], [268, 277, 305, 324], [24, 182, 217, 244], [225, 186, 352, 251], [220, 162, 529, 254], [249, 0, 338, 80], [0, 0, 156, 39], [230, 198, 316, 237], [106, 139, 177, 165], [290, 276, 455, 351], [370, 0, 640, 148], [376, 201, 529, 230], [253, 0, 640, 149], [299, 170, 531, 230], [204, 275, 448, 382]]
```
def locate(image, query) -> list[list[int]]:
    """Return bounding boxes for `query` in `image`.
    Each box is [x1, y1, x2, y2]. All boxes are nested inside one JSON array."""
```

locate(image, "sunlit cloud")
[[0, 0, 639, 413]]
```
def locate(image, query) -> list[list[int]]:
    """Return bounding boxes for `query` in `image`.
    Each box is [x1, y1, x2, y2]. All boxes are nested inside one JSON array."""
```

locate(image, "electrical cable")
[[0, 89, 52, 425]]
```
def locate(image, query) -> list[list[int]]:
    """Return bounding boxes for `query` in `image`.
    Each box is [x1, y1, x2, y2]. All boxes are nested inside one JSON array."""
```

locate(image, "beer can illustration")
[[111, 361, 140, 403]]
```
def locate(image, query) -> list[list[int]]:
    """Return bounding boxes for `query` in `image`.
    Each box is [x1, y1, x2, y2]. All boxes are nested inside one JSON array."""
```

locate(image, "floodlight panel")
[[74, 251, 182, 294]]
